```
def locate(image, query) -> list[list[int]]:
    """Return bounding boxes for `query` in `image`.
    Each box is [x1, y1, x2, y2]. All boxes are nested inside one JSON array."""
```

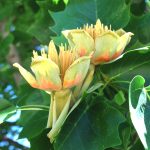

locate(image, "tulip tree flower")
[[62, 19, 133, 65], [13, 41, 92, 142]]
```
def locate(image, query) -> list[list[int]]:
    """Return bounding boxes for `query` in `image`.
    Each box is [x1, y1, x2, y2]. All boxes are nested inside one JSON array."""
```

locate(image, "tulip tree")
[[0, 0, 150, 150]]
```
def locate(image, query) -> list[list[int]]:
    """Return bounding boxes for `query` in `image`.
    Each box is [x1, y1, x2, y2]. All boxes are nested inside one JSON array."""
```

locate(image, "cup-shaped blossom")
[[62, 19, 133, 65], [13, 41, 91, 142], [13, 41, 91, 92]]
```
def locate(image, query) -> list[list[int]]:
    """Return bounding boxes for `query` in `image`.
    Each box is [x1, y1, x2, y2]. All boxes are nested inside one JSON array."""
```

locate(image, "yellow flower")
[[13, 41, 90, 91], [62, 19, 133, 65], [13, 41, 91, 142]]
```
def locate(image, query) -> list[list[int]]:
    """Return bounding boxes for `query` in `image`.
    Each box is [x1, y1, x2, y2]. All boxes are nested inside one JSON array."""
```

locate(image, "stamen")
[[82, 19, 113, 39], [110, 25, 111, 30], [59, 46, 76, 81], [59, 46, 64, 80], [105, 26, 108, 31], [33, 50, 38, 58], [64, 43, 67, 51], [41, 49, 47, 58]]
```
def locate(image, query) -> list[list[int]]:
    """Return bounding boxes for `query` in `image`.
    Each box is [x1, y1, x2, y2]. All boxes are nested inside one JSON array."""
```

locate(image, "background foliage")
[[0, 0, 150, 149]]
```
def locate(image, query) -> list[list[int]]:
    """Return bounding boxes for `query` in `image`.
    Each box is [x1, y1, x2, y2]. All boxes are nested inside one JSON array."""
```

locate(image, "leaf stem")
[[17, 105, 49, 111], [146, 91, 150, 101], [19, 104, 49, 109], [109, 59, 150, 81], [111, 80, 130, 84]]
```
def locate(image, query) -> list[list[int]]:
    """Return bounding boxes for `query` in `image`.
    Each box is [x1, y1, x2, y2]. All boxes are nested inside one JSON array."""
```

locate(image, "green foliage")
[[30, 129, 53, 150], [0, 99, 16, 124], [50, 0, 130, 44], [16, 88, 50, 139], [0, 0, 150, 149], [51, 0, 130, 33], [54, 96, 125, 150], [113, 91, 126, 106], [100, 47, 150, 82]]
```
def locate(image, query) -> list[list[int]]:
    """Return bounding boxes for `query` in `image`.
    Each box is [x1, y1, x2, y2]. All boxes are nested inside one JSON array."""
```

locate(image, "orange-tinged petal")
[[62, 30, 94, 56], [31, 57, 62, 91], [13, 63, 38, 88], [118, 32, 133, 49], [92, 31, 119, 65], [112, 32, 133, 60], [73, 64, 95, 98], [63, 56, 90, 88]]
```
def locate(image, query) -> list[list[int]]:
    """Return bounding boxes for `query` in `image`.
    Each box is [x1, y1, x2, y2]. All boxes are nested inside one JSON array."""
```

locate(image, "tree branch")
[[2, 136, 29, 150]]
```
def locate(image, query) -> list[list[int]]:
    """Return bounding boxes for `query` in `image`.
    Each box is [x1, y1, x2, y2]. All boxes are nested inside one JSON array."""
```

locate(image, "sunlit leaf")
[[129, 75, 150, 149]]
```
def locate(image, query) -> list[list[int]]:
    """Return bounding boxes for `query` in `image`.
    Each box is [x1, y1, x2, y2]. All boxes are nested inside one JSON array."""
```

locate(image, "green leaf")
[[51, 0, 130, 35], [27, 0, 66, 44], [126, 13, 150, 44], [121, 125, 131, 149], [113, 123, 131, 150], [19, 110, 48, 139], [87, 82, 103, 94], [0, 1, 14, 20], [27, 9, 54, 44], [52, 0, 68, 5], [17, 90, 50, 139], [113, 90, 126, 106], [12, 1, 36, 43], [36, 0, 65, 12], [0, 99, 16, 124], [51, 34, 68, 46], [130, 0, 146, 16], [130, 139, 144, 150], [100, 47, 150, 83], [129, 75, 150, 149], [54, 96, 125, 150], [30, 129, 53, 150]]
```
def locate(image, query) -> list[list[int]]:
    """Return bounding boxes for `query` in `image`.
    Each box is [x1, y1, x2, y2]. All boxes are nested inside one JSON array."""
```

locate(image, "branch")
[[6, 44, 22, 86], [2, 136, 29, 150]]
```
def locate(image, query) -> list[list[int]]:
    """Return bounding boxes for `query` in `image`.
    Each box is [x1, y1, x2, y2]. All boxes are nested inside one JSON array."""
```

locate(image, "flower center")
[[83, 19, 112, 39], [32, 44, 77, 83], [59, 45, 76, 81]]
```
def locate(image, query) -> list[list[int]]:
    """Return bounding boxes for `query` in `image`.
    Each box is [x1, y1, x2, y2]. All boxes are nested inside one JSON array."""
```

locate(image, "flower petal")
[[112, 32, 133, 59], [119, 32, 133, 46], [63, 56, 90, 88], [48, 40, 59, 66], [73, 64, 95, 98], [92, 31, 119, 65], [13, 63, 38, 88], [31, 57, 62, 91], [115, 29, 126, 36], [80, 64, 95, 94], [62, 30, 94, 56]]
